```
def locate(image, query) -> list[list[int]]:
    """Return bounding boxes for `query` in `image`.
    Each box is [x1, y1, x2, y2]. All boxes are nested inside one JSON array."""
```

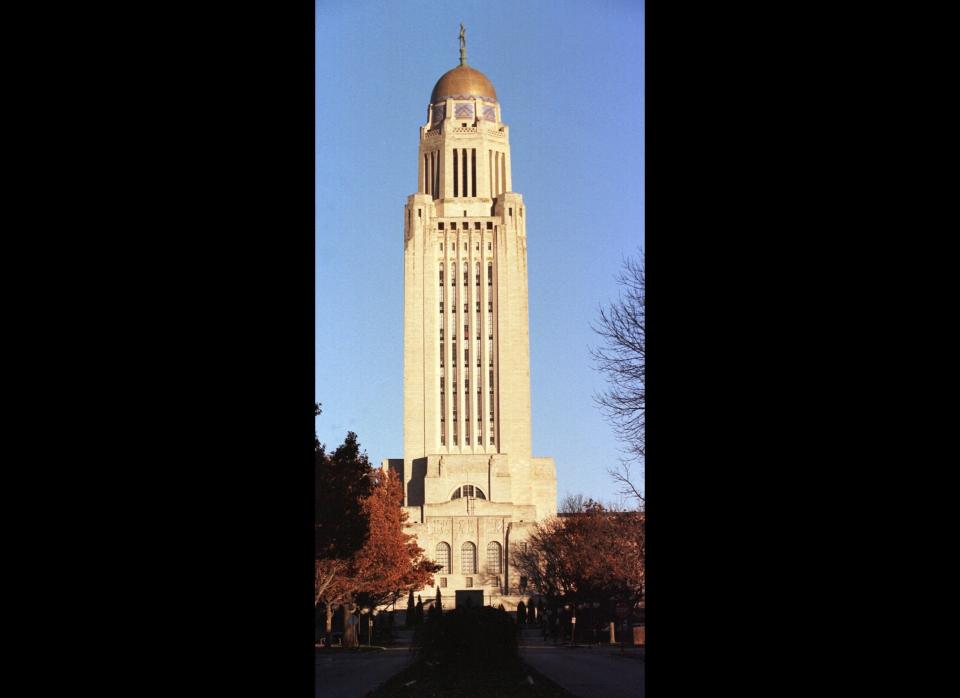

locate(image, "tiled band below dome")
[[432, 93, 498, 103]]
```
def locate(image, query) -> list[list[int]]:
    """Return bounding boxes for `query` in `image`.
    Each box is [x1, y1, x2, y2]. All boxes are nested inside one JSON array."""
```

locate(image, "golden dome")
[[430, 65, 497, 104]]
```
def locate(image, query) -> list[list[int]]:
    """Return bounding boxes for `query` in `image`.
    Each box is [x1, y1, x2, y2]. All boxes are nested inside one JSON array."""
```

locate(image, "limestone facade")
[[383, 58, 556, 611]]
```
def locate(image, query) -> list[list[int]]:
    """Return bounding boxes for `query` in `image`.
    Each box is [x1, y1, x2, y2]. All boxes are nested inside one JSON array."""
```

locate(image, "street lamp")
[[571, 604, 578, 647]]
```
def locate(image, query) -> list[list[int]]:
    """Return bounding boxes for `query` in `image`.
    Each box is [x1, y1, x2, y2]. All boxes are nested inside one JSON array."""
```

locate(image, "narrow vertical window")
[[453, 148, 458, 197], [439, 265, 444, 286], [487, 542, 502, 574], [461, 543, 477, 574], [475, 263, 480, 286], [471, 148, 477, 197], [489, 150, 494, 198], [434, 151, 440, 198], [436, 543, 451, 574], [487, 265, 492, 285], [424, 154, 428, 194], [462, 148, 468, 198]]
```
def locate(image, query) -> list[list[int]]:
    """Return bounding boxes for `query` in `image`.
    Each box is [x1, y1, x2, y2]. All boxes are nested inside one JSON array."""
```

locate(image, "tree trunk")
[[342, 603, 358, 648], [325, 603, 334, 646]]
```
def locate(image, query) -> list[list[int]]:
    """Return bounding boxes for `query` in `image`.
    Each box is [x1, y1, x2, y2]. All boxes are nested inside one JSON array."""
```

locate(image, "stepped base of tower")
[[384, 453, 556, 601]]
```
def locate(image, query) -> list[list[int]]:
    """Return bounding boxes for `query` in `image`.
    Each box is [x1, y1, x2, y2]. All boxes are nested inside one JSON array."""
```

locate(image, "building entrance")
[[455, 590, 484, 609]]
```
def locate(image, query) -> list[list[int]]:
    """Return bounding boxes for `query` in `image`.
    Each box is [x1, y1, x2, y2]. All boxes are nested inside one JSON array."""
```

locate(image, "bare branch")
[[591, 250, 645, 501]]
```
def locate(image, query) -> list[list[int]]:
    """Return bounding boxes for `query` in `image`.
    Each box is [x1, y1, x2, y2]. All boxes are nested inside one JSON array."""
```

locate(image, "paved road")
[[315, 647, 414, 698], [521, 645, 645, 698]]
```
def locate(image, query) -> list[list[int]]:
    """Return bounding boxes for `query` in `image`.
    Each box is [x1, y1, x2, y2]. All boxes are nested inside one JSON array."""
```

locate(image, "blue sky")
[[316, 0, 644, 505]]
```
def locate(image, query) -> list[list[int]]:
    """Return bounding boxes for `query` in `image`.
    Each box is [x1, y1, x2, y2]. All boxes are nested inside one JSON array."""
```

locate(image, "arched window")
[[461, 542, 476, 574], [450, 485, 487, 500], [435, 542, 451, 574], [487, 541, 502, 574]]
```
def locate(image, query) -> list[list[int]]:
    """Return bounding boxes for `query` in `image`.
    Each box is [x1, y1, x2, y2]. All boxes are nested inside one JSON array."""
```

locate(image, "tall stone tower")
[[385, 32, 556, 609]]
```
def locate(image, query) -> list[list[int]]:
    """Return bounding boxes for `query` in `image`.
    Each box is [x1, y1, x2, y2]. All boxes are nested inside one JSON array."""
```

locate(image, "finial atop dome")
[[459, 23, 467, 66]]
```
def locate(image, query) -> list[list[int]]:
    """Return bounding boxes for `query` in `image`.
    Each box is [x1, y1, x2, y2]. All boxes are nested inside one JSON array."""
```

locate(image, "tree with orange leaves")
[[351, 467, 439, 610], [512, 499, 644, 612], [315, 445, 439, 643], [315, 427, 374, 641]]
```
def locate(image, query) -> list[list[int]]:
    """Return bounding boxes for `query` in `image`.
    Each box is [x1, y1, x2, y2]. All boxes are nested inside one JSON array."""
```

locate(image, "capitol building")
[[383, 34, 557, 611]]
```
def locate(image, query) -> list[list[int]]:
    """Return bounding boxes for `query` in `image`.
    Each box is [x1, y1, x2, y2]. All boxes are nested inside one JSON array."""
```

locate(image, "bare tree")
[[559, 493, 588, 514], [591, 251, 645, 504]]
